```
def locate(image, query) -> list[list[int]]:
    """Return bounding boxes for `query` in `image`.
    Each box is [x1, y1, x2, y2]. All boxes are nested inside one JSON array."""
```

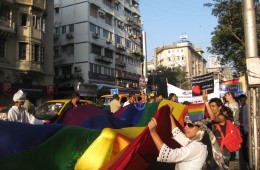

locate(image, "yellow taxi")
[[34, 99, 93, 120], [97, 94, 141, 106]]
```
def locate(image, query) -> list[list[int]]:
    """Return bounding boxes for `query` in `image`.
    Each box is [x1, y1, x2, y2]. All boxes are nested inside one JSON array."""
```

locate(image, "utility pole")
[[243, 0, 260, 169], [142, 31, 148, 93]]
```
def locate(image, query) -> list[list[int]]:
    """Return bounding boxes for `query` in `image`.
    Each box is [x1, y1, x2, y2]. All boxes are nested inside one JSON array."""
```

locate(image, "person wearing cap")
[[7, 90, 44, 124], [148, 105, 228, 170], [109, 94, 121, 113]]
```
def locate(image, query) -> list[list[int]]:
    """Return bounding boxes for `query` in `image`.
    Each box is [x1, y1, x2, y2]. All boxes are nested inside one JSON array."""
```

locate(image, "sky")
[[139, 0, 218, 64]]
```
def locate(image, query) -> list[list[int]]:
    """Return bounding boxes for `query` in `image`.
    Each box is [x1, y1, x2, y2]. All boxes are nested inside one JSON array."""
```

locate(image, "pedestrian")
[[138, 90, 147, 106], [168, 93, 178, 102], [62, 91, 81, 114], [7, 90, 44, 124], [238, 94, 249, 169], [155, 93, 163, 101], [123, 92, 136, 107], [203, 91, 242, 169], [224, 91, 240, 161], [109, 94, 121, 113], [148, 92, 156, 103], [148, 104, 227, 170]]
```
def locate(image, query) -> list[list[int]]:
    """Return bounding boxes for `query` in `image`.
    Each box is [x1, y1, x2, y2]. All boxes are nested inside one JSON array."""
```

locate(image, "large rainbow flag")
[[0, 100, 208, 169]]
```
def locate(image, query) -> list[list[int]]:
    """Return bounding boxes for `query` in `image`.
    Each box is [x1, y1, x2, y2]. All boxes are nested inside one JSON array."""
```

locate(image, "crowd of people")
[[2, 89, 249, 170]]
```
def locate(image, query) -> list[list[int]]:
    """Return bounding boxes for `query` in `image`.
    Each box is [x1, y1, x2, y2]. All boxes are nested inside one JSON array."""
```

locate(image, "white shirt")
[[157, 127, 207, 170], [7, 106, 44, 125], [123, 101, 131, 107]]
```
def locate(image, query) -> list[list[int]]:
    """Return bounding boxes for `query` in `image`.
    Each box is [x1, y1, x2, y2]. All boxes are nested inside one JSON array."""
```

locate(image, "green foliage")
[[147, 66, 189, 97], [205, 0, 246, 73]]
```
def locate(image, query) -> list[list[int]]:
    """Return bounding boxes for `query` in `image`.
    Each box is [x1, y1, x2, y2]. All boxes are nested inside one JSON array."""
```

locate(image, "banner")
[[192, 72, 214, 96], [219, 76, 247, 97], [167, 79, 219, 103]]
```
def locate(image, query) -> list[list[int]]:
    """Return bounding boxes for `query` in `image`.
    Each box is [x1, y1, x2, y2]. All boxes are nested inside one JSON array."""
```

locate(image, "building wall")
[[0, 0, 54, 107], [154, 41, 207, 78], [54, 0, 143, 97]]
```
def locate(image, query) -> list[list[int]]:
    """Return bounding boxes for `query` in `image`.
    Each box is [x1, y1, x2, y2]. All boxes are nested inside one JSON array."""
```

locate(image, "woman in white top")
[[148, 113, 207, 169]]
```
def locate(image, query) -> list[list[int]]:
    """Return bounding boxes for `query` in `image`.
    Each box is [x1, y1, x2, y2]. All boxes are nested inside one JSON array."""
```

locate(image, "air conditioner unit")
[[98, 10, 105, 17], [66, 32, 74, 38], [54, 33, 59, 39], [74, 66, 81, 72], [106, 38, 112, 44], [92, 33, 99, 39]]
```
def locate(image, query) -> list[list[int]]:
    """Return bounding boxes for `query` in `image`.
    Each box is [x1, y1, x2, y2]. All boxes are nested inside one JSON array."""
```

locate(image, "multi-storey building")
[[53, 0, 143, 98], [152, 37, 207, 79], [207, 55, 234, 81], [0, 0, 54, 107]]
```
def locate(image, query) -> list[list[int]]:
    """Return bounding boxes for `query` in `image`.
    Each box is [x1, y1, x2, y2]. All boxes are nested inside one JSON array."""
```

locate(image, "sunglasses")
[[184, 122, 196, 128]]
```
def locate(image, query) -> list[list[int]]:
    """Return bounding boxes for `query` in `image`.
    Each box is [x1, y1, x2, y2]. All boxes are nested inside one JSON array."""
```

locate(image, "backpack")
[[215, 120, 242, 152]]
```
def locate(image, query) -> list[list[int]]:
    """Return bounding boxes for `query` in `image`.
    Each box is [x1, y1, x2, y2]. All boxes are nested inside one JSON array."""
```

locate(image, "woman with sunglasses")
[[148, 106, 208, 170]]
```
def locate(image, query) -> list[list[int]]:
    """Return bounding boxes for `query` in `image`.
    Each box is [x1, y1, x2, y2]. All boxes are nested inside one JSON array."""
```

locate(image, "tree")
[[205, 0, 246, 74], [147, 66, 189, 98]]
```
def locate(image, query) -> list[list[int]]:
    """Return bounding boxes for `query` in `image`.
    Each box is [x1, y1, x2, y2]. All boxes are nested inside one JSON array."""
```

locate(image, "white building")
[[152, 37, 207, 78], [208, 54, 221, 68], [53, 0, 143, 98]]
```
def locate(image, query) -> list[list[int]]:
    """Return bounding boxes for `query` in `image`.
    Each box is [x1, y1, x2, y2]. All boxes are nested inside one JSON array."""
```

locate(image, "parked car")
[[34, 99, 93, 120]]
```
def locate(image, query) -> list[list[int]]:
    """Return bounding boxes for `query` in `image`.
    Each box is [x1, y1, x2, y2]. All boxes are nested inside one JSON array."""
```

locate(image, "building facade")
[[0, 0, 54, 107], [53, 0, 143, 98], [152, 38, 207, 79]]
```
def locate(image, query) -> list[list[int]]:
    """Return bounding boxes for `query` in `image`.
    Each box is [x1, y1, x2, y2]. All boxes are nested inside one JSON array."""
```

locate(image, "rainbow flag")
[[188, 103, 205, 121]]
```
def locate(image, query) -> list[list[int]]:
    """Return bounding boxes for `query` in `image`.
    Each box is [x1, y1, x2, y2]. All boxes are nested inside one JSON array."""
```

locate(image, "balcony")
[[116, 44, 125, 51], [115, 60, 126, 67], [15, 0, 46, 10], [16, 60, 43, 72], [0, 18, 16, 37], [94, 55, 112, 63], [130, 50, 142, 56]]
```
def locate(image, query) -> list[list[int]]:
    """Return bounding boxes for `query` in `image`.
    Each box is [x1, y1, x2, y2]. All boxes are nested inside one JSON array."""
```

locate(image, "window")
[[105, 48, 113, 59], [32, 15, 41, 29], [19, 42, 27, 60], [42, 18, 46, 33], [124, 8, 131, 17], [128, 57, 133, 65], [32, 44, 41, 62], [0, 38, 5, 58], [54, 46, 60, 57], [62, 65, 72, 75], [103, 0, 113, 8], [41, 46, 44, 63], [105, 14, 112, 25], [62, 26, 66, 34], [103, 29, 112, 40], [55, 67, 59, 76], [69, 24, 74, 32], [90, 4, 98, 18], [97, 65, 101, 74], [21, 13, 27, 26], [0, 5, 11, 20], [115, 35, 121, 44], [55, 27, 59, 34], [90, 63, 93, 72], [90, 23, 99, 33], [91, 44, 102, 55], [126, 40, 131, 48]]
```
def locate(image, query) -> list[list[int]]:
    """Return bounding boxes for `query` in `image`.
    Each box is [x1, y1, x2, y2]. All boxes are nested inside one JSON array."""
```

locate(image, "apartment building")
[[53, 0, 143, 98], [153, 37, 207, 79], [0, 0, 54, 106]]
